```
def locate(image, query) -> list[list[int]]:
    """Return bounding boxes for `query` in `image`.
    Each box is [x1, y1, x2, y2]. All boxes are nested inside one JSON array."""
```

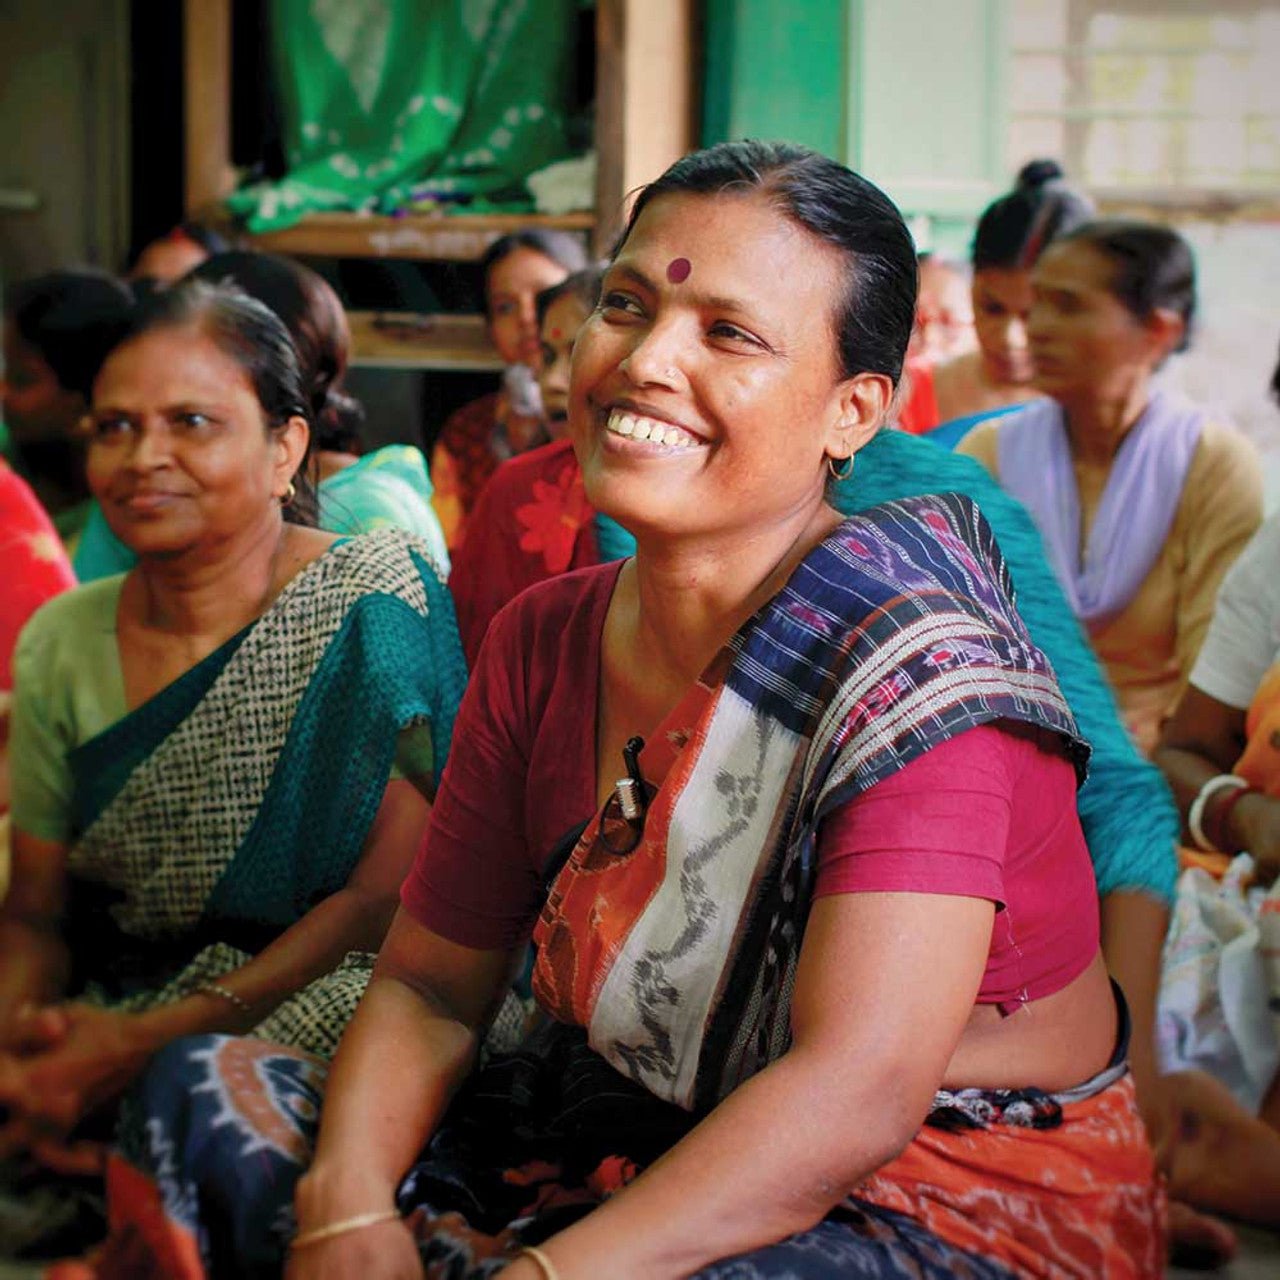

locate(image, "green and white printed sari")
[[64, 529, 466, 1057]]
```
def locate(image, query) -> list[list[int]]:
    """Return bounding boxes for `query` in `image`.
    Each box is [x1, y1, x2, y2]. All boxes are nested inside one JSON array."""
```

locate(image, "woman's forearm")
[[538, 1045, 915, 1280], [135, 885, 399, 1047], [296, 975, 481, 1221]]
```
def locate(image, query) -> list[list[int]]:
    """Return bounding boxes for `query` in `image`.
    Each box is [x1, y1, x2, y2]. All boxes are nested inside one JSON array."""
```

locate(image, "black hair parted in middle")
[[615, 140, 919, 388]]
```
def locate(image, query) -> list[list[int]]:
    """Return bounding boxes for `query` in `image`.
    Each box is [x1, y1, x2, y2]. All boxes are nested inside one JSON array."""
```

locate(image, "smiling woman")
[[0, 280, 465, 1260], [85, 145, 1159, 1280]]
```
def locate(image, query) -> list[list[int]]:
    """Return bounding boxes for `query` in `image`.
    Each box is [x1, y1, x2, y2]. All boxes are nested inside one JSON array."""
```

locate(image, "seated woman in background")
[[1152, 505, 1280, 1222], [1, 271, 134, 550], [74, 252, 450, 580], [898, 160, 1093, 442], [93, 142, 1160, 1280], [431, 229, 588, 549], [450, 265, 607, 663], [959, 220, 1262, 757], [1149, 347, 1280, 1228], [0, 281, 464, 1260]]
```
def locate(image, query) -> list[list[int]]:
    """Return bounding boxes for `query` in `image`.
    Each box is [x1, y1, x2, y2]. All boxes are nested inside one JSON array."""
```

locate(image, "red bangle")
[[1211, 783, 1258, 852]]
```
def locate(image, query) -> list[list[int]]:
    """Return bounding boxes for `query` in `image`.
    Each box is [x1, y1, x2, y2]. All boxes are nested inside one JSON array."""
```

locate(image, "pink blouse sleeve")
[[815, 723, 1014, 905]]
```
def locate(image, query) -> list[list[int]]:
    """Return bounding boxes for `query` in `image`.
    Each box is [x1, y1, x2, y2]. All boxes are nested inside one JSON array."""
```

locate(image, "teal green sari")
[[64, 529, 466, 1057]]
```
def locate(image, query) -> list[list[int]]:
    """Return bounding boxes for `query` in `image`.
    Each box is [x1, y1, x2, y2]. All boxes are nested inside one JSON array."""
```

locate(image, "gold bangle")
[[290, 1209, 400, 1250], [519, 1244, 561, 1280], [197, 980, 253, 1016]]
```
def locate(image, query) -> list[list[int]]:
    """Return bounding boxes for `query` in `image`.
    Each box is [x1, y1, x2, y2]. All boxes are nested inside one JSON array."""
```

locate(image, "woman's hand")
[[1235, 792, 1280, 884], [284, 1218, 423, 1280], [0, 1002, 156, 1148]]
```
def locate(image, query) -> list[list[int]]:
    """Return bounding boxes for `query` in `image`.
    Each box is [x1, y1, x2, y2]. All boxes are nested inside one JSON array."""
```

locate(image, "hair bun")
[[1016, 159, 1066, 191]]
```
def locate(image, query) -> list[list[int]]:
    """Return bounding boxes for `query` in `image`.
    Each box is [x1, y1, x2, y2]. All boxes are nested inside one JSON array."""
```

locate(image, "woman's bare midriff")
[[941, 951, 1118, 1092]]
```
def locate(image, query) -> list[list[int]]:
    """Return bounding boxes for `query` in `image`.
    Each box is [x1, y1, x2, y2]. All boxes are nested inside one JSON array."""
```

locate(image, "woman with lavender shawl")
[[959, 220, 1261, 759]]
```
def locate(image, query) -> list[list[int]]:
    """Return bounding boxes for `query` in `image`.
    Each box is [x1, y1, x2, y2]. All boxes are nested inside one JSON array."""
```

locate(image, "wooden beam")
[[183, 0, 236, 214], [594, 0, 698, 254], [348, 312, 501, 371], [251, 211, 594, 262]]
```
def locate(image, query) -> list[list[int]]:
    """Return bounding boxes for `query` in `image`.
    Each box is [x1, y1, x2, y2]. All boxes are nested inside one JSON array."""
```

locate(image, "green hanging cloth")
[[227, 0, 581, 231]]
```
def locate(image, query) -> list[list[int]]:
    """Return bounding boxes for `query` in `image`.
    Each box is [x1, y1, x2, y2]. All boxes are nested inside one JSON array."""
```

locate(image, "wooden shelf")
[[348, 311, 501, 371], [184, 1, 697, 262], [252, 211, 595, 263]]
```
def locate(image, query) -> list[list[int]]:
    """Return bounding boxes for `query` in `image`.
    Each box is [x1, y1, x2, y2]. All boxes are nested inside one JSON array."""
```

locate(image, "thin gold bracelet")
[[197, 980, 253, 1015], [518, 1244, 562, 1280], [290, 1209, 401, 1250]]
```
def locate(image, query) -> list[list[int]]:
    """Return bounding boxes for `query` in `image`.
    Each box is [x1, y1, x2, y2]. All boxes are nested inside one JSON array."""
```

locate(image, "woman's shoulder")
[[319, 526, 448, 583], [1190, 415, 1260, 473], [953, 417, 1001, 472], [19, 574, 123, 653], [1180, 414, 1263, 518], [14, 576, 124, 712]]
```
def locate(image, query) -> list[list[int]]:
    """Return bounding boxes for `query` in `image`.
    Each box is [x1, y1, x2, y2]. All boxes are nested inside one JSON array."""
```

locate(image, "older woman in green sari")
[[0, 281, 464, 1257]]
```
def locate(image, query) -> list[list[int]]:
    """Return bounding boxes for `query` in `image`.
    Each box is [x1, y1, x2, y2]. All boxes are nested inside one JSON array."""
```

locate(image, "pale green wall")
[[703, 0, 847, 158], [703, 0, 1012, 258]]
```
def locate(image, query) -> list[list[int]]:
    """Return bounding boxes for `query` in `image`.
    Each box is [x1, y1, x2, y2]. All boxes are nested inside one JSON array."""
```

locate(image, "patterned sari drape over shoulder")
[[534, 492, 1087, 1111]]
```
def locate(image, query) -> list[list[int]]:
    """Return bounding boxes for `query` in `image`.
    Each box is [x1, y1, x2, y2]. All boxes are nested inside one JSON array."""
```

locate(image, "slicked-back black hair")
[[617, 140, 918, 387], [188, 251, 364, 454]]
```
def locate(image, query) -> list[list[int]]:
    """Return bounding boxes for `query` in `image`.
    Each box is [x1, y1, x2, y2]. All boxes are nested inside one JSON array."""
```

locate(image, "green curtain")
[[227, 0, 580, 231]]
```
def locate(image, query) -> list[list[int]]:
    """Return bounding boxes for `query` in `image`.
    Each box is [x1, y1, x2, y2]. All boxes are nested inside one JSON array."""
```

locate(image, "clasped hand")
[[0, 1001, 151, 1172]]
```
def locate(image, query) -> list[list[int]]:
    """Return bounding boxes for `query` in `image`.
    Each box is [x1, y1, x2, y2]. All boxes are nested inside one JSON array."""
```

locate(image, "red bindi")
[[550, 327, 563, 340], [666, 257, 692, 284]]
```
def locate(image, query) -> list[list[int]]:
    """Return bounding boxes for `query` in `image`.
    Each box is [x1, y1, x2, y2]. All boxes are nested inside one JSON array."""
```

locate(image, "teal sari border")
[[68, 626, 252, 834]]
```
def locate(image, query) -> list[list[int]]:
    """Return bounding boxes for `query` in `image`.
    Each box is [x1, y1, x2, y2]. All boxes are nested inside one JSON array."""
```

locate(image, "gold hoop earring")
[[282, 480, 297, 507], [827, 453, 854, 482]]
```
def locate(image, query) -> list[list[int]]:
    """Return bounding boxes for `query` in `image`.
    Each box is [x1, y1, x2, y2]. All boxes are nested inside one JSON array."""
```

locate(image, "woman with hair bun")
[[900, 159, 1094, 438], [960, 219, 1261, 758]]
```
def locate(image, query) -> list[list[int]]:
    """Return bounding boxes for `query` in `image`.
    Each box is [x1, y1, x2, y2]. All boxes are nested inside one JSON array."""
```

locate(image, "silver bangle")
[[1188, 774, 1247, 852], [197, 980, 253, 1016]]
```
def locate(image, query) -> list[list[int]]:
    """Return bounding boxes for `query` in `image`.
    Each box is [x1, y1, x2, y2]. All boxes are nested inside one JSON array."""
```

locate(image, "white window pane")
[[1091, 52, 1166, 112], [1011, 0, 1068, 48], [1012, 54, 1068, 113], [1189, 52, 1249, 117]]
